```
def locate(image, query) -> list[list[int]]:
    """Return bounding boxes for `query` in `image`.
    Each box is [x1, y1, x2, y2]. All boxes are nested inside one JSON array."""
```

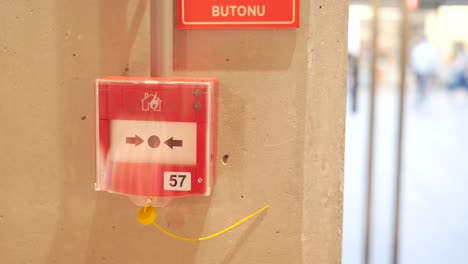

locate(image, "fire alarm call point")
[[95, 77, 218, 198]]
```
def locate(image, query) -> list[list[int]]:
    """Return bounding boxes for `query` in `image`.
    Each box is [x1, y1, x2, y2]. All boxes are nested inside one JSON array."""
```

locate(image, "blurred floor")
[[342, 87, 468, 264]]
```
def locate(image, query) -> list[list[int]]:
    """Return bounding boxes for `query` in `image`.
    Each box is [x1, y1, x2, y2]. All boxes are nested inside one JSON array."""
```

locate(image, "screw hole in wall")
[[221, 154, 229, 165]]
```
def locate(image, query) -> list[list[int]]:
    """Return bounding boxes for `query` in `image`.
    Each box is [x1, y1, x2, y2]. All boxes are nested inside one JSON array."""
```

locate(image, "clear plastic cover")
[[95, 77, 218, 204]]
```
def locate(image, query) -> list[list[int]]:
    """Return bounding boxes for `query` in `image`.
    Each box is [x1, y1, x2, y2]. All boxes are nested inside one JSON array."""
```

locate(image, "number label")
[[164, 172, 191, 191]]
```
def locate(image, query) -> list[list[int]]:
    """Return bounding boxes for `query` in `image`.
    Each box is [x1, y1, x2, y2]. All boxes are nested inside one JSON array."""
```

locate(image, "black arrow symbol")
[[126, 135, 144, 146], [164, 137, 183, 149]]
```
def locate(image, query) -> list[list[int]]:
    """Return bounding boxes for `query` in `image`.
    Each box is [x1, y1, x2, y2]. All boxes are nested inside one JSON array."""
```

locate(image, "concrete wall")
[[0, 1, 347, 263]]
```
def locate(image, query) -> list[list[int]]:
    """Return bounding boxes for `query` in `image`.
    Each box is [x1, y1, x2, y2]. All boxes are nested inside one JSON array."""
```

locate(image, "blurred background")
[[342, 0, 468, 264]]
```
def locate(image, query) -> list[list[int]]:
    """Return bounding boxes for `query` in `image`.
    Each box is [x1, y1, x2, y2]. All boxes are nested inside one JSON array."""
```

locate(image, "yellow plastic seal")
[[137, 205, 270, 241], [137, 206, 157, 225]]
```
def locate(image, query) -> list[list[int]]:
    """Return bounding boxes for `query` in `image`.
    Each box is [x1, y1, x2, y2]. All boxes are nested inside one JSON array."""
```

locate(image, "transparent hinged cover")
[[95, 77, 218, 205]]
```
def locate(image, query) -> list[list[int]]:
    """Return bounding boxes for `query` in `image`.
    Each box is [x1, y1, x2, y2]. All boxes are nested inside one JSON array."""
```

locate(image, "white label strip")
[[110, 120, 197, 165]]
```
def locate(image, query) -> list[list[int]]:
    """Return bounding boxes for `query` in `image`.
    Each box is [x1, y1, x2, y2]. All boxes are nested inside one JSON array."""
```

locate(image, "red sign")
[[96, 77, 218, 197], [178, 0, 300, 29], [407, 0, 419, 11]]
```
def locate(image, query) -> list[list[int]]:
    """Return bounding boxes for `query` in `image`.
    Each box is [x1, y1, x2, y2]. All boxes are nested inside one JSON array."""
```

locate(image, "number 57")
[[169, 175, 187, 187]]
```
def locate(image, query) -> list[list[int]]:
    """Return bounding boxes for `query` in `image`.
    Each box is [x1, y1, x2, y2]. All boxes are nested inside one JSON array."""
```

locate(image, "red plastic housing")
[[96, 77, 218, 197]]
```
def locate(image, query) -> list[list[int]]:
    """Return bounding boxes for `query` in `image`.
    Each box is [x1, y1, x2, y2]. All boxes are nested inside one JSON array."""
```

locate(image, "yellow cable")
[[143, 205, 269, 242], [143, 197, 154, 213]]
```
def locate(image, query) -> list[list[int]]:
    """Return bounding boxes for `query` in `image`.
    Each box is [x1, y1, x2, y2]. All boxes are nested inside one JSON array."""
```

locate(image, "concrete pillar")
[[0, 0, 347, 263]]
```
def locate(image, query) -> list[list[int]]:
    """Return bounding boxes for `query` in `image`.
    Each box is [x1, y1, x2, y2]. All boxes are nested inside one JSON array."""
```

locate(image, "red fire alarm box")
[[95, 77, 218, 198]]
